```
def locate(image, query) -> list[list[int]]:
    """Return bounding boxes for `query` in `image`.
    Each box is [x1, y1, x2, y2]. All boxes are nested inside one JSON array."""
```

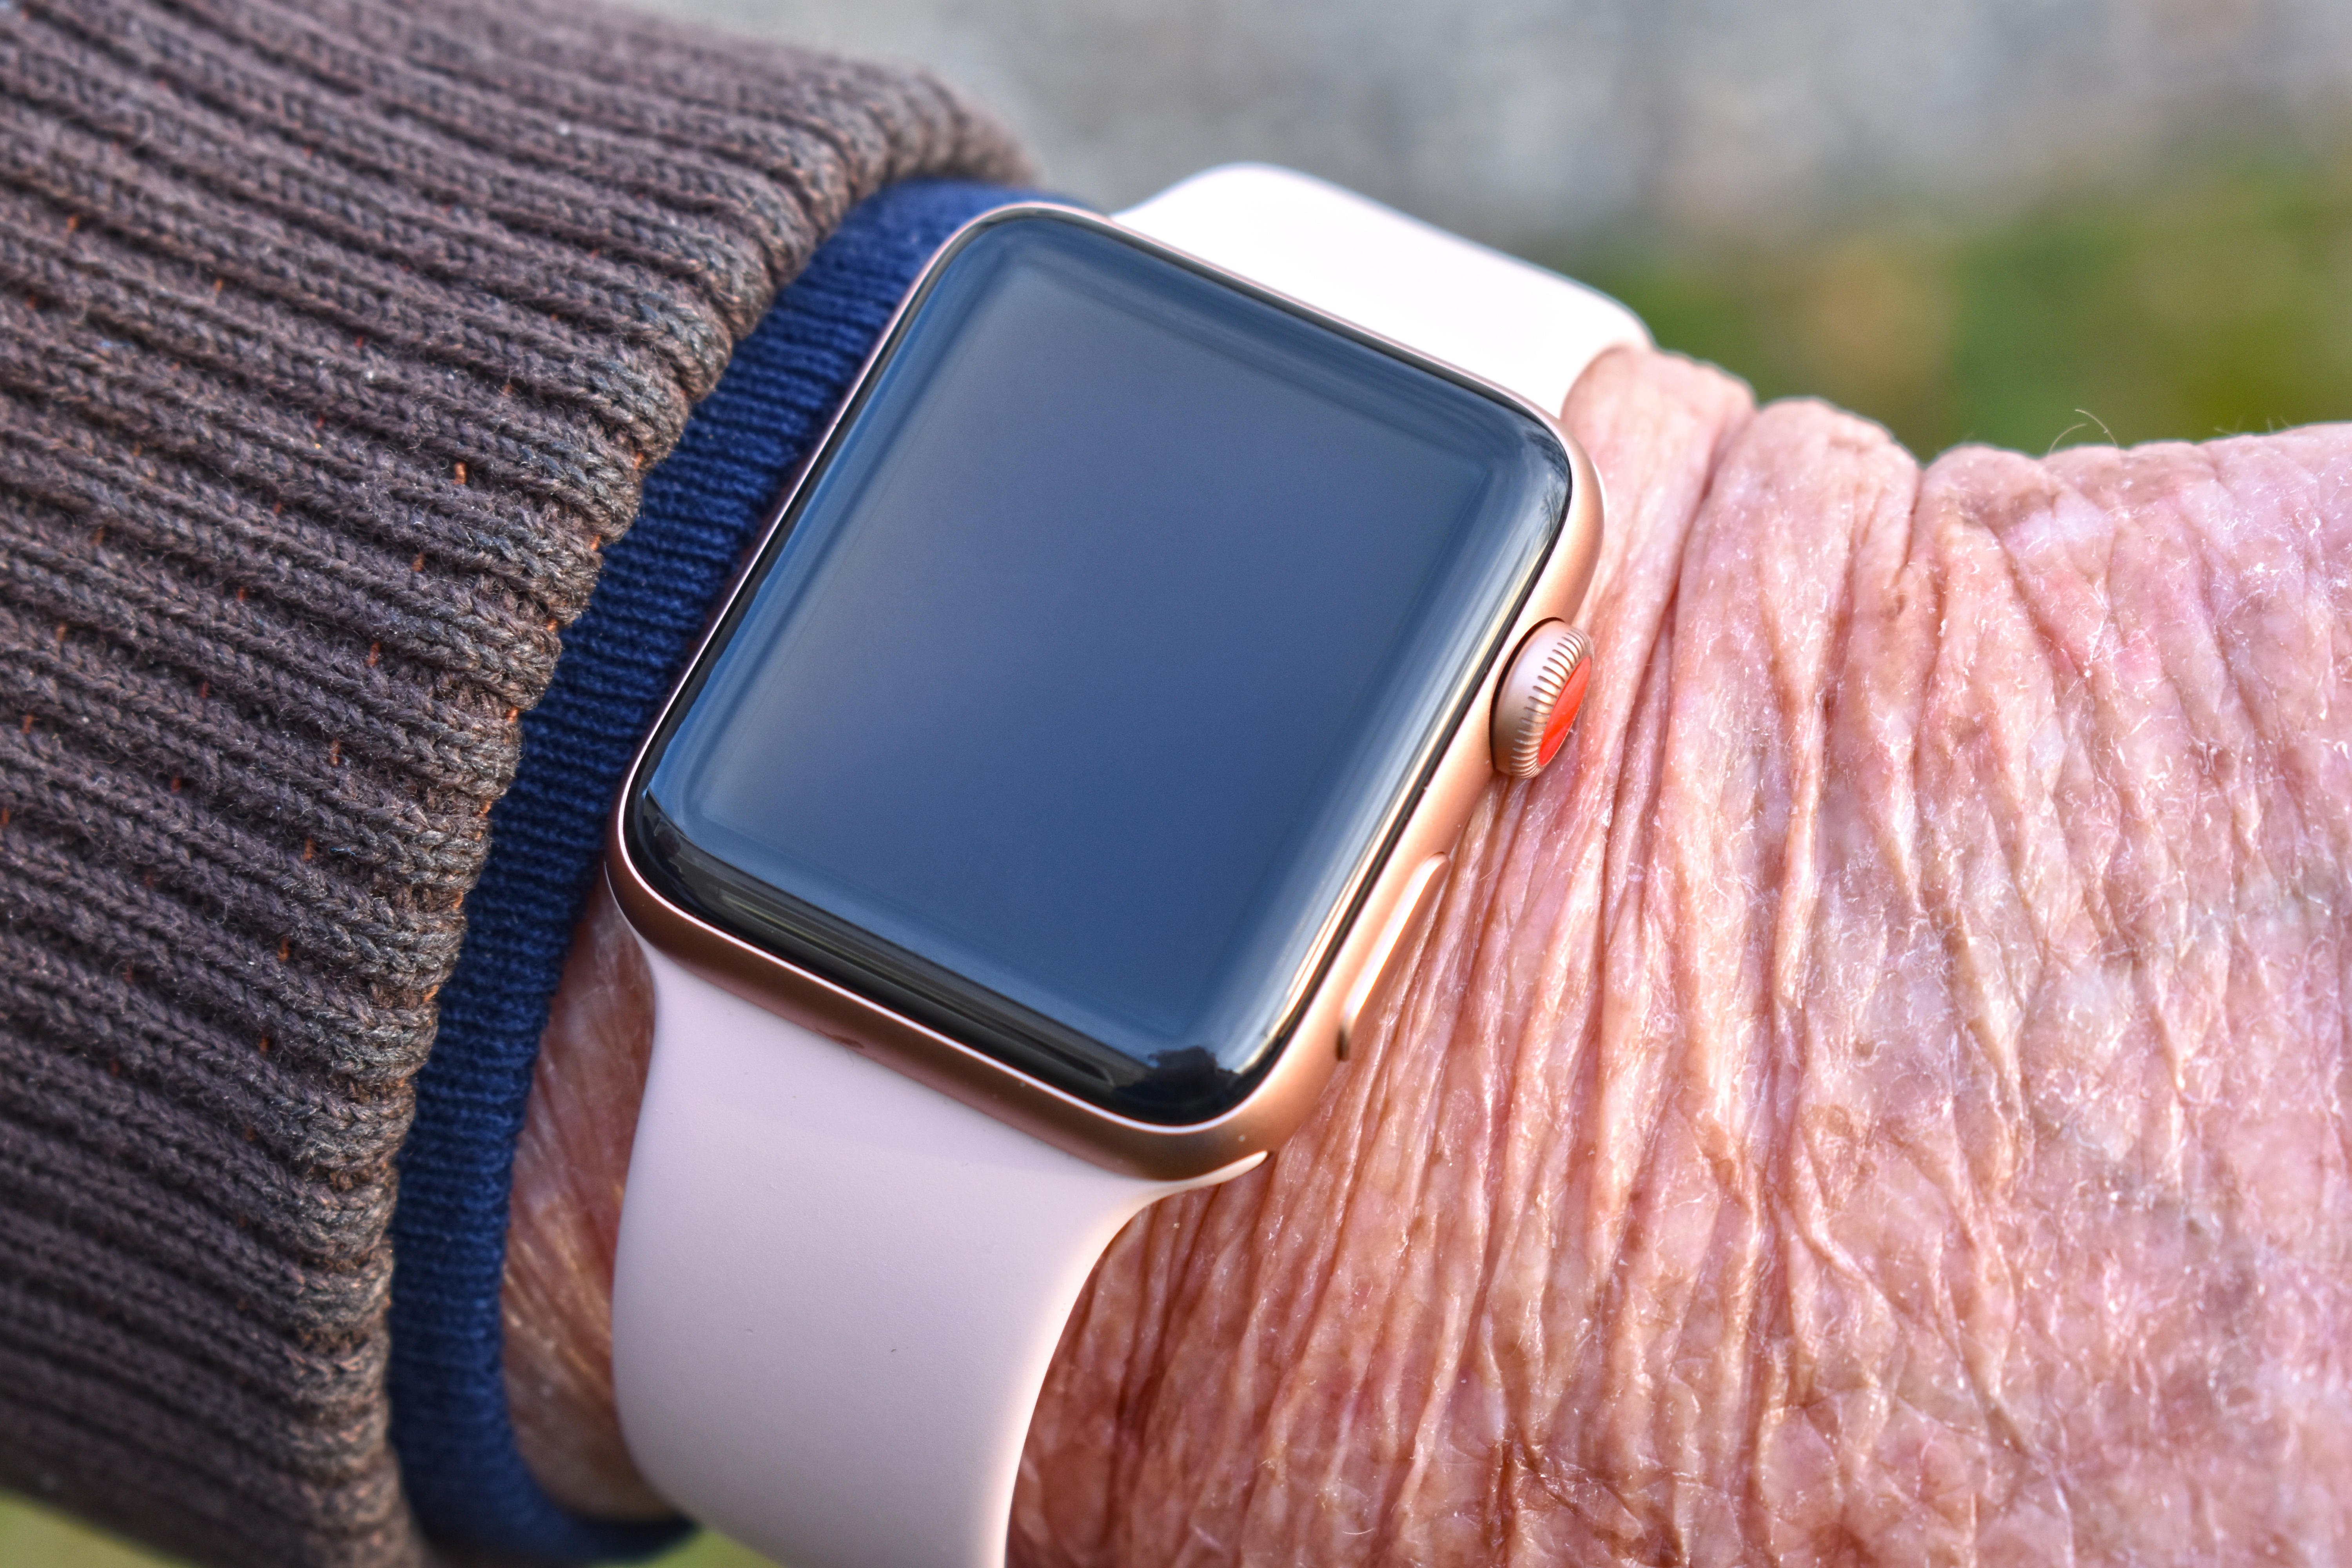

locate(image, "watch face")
[[626, 209, 1569, 1127]]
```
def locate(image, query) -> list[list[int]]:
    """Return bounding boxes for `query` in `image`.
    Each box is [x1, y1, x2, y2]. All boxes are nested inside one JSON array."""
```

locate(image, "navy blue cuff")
[[388, 178, 1041, 1564]]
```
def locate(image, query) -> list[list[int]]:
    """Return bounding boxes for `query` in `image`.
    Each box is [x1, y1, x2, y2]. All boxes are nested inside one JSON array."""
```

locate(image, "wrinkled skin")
[[505, 348, 2352, 1564], [503, 874, 671, 1522]]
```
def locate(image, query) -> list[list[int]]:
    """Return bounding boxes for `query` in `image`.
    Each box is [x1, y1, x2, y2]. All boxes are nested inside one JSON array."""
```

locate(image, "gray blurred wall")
[[635, 0, 2352, 252]]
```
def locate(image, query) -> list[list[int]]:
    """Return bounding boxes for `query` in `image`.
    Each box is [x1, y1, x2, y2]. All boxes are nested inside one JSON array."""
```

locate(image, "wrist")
[[499, 342, 1728, 1527], [504, 339, 2352, 1561], [501, 886, 667, 1521]]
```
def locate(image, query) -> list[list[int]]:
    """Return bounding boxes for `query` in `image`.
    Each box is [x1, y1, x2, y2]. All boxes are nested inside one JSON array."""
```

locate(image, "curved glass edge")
[[621, 207, 1573, 1129]]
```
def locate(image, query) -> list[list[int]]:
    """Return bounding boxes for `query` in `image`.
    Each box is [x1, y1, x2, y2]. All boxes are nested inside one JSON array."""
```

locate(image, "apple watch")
[[606, 165, 1647, 1568]]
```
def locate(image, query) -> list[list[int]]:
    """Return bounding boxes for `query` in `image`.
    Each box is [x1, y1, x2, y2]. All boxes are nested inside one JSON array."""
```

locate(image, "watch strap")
[[612, 944, 1247, 1568], [1114, 163, 1649, 416]]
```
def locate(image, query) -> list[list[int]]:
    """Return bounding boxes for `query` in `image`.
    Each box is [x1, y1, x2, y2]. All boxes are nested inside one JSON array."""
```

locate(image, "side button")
[[1338, 853, 1449, 1059], [1490, 620, 1592, 778]]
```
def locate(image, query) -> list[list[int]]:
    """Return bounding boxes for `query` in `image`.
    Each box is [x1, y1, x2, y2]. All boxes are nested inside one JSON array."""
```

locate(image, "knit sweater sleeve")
[[0, 4, 1026, 1565]]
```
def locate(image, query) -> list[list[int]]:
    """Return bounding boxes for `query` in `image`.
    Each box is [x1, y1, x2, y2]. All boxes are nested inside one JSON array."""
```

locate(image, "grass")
[[7, 142, 2348, 1568]]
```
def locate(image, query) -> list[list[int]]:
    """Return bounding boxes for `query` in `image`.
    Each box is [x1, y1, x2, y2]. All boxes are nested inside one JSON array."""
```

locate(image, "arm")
[[0, 2, 1026, 1562], [511, 345, 2352, 1563]]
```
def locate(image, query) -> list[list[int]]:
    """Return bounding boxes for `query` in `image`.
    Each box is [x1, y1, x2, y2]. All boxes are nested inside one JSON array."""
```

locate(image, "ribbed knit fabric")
[[391, 175, 1034, 1566], [0, 4, 1025, 1566]]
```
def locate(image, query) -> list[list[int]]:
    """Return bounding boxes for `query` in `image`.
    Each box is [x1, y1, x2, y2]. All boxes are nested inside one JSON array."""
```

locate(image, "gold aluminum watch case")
[[607, 202, 1604, 1183]]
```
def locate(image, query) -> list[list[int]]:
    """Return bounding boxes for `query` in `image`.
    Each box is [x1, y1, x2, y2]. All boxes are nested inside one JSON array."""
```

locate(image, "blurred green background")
[[1569, 138, 2352, 457], [0, 1497, 777, 1568], [6, 127, 2348, 1568]]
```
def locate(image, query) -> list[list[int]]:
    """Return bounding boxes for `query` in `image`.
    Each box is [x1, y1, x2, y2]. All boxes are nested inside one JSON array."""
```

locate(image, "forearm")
[[1018, 350, 2352, 1563], [512, 347, 2352, 1563]]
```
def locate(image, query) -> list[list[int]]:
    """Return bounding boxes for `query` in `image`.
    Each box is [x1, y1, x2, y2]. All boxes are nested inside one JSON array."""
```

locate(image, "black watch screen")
[[627, 209, 1569, 1126]]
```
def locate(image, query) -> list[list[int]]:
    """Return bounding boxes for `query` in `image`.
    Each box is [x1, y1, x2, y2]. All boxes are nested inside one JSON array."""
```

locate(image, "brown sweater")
[[0, 2, 1023, 1563]]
